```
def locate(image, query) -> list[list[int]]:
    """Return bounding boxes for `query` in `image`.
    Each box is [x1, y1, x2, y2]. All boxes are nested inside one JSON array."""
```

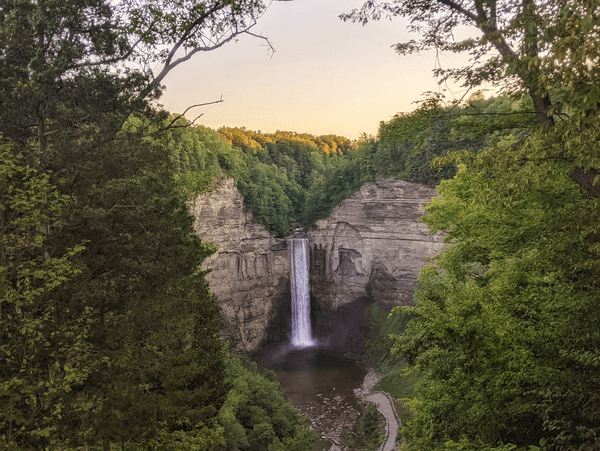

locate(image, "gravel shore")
[[318, 367, 383, 451]]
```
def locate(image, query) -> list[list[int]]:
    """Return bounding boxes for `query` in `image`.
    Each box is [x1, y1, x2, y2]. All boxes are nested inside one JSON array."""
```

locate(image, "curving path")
[[362, 391, 400, 451]]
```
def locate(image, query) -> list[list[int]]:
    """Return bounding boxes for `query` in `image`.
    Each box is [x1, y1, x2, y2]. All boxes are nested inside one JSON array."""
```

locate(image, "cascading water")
[[289, 238, 315, 348]]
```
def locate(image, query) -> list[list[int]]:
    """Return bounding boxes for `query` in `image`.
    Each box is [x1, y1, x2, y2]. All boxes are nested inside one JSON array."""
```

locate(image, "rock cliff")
[[306, 178, 444, 345], [190, 178, 291, 352], [191, 177, 444, 353]]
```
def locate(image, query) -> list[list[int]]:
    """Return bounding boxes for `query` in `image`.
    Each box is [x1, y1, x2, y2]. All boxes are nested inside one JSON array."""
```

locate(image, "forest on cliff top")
[[2, 0, 600, 450], [167, 93, 535, 238]]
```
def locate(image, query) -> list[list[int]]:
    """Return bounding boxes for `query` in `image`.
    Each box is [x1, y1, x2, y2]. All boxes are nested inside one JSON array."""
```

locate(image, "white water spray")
[[289, 238, 315, 348]]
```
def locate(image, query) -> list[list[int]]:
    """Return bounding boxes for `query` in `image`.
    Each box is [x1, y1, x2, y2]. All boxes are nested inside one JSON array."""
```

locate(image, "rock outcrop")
[[306, 178, 444, 345], [191, 177, 444, 353], [190, 178, 291, 352], [308, 178, 443, 309]]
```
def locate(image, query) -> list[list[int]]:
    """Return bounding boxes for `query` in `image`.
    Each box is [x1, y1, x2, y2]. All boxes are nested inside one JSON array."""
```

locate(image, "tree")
[[389, 117, 600, 449], [0, 114, 231, 449], [0, 0, 272, 158], [341, 0, 600, 196], [45, 116, 229, 449], [341, 0, 550, 121], [0, 142, 87, 450]]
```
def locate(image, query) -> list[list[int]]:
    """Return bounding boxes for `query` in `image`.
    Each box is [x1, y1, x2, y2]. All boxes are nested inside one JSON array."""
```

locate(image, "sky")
[[159, 0, 474, 140]]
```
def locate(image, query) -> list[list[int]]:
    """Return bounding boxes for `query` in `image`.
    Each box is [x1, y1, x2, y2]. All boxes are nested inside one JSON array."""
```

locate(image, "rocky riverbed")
[[288, 366, 384, 451], [257, 346, 378, 450]]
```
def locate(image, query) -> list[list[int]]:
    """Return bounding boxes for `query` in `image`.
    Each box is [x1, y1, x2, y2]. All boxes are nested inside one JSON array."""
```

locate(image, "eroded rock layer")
[[191, 177, 444, 352], [190, 178, 290, 352], [306, 178, 444, 344], [308, 178, 444, 308]]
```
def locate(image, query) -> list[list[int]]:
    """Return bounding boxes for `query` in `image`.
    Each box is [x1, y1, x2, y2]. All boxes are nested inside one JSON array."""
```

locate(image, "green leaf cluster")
[[0, 142, 88, 450], [389, 111, 600, 450], [216, 356, 316, 451]]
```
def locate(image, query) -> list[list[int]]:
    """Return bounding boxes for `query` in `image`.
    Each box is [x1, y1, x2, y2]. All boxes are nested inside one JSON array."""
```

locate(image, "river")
[[257, 344, 367, 445]]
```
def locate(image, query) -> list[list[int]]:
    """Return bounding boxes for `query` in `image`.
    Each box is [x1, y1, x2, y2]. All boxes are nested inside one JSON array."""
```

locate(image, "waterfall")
[[289, 238, 315, 348]]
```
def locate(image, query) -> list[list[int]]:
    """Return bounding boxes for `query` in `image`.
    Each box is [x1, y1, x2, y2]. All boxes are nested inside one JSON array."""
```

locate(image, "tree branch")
[[437, 0, 479, 23], [165, 97, 224, 129], [569, 167, 600, 198], [140, 23, 273, 102]]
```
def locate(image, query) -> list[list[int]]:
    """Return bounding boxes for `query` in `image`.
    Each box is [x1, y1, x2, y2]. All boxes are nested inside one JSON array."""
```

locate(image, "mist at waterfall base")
[[256, 237, 366, 439]]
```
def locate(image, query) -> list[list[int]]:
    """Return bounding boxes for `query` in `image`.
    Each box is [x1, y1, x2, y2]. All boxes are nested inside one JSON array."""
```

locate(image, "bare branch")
[[165, 97, 225, 129], [189, 113, 205, 125], [142, 25, 273, 101]]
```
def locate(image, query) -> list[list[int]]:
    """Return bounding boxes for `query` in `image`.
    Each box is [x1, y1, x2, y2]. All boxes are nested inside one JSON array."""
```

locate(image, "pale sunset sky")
[[159, 0, 475, 140]]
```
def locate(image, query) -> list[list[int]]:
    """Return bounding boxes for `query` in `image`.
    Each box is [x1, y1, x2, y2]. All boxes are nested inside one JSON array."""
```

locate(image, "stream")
[[257, 344, 367, 445]]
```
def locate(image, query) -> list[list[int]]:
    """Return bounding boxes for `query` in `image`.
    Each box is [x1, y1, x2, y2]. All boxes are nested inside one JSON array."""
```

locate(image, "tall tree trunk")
[[569, 168, 600, 198]]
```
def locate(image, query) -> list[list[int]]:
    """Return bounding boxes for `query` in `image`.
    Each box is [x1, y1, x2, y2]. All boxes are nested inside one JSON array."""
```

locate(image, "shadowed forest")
[[1, 0, 600, 450]]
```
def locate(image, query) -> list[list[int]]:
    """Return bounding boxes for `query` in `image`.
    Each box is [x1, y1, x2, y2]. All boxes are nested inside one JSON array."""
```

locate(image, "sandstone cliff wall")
[[305, 178, 444, 346], [190, 178, 290, 352], [191, 177, 444, 352], [307, 178, 444, 312]]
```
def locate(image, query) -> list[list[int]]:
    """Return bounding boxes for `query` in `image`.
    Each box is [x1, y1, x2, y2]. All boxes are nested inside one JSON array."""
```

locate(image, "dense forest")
[[0, 1, 317, 450], [166, 93, 532, 239], [2, 0, 600, 450]]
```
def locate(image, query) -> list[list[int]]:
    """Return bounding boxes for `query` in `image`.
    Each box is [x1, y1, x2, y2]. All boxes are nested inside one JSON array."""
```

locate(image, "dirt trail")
[[325, 368, 400, 451]]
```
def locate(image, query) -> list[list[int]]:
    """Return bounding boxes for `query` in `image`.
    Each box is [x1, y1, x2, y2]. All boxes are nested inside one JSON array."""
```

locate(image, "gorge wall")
[[306, 178, 444, 346], [190, 178, 291, 352], [191, 177, 444, 353]]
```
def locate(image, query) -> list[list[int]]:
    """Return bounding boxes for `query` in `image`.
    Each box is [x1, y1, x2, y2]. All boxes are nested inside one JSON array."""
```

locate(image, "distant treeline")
[[170, 93, 534, 237]]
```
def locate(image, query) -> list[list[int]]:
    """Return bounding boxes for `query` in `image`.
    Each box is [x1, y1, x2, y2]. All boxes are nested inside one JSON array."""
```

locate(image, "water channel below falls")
[[260, 236, 369, 446], [257, 345, 367, 445]]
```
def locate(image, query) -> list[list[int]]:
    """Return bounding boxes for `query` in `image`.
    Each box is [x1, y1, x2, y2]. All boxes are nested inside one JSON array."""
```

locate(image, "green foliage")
[[363, 304, 407, 367], [0, 117, 230, 450], [169, 125, 349, 236], [341, 403, 385, 451], [219, 128, 356, 155], [361, 304, 420, 403], [342, 0, 600, 196], [374, 94, 539, 186], [266, 427, 319, 451], [389, 111, 600, 450], [50, 117, 229, 448], [0, 142, 87, 450], [217, 356, 316, 451], [374, 361, 420, 402], [128, 424, 226, 451], [375, 95, 455, 184], [168, 122, 220, 200]]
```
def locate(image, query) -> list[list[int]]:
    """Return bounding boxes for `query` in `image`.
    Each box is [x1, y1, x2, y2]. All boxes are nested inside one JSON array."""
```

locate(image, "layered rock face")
[[306, 178, 444, 344], [308, 178, 444, 308], [191, 177, 444, 352], [190, 178, 291, 352]]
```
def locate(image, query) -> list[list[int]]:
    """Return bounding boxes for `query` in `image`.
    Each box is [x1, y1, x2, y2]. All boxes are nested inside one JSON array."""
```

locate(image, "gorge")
[[190, 176, 445, 353]]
